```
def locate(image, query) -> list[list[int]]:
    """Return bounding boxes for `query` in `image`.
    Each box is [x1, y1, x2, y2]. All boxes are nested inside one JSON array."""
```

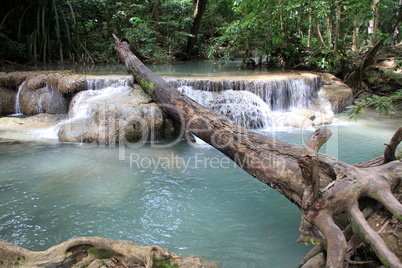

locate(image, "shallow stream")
[[0, 62, 401, 267]]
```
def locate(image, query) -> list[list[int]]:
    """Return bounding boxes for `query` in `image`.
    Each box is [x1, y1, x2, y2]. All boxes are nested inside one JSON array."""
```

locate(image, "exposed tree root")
[[298, 128, 402, 267], [297, 246, 323, 268], [0, 236, 219, 268], [112, 35, 402, 268]]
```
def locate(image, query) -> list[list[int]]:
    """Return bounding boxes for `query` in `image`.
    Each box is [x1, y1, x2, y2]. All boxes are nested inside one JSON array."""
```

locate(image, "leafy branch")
[[346, 89, 402, 121]]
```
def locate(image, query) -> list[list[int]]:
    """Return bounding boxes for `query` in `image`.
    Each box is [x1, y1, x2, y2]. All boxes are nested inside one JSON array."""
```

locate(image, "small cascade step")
[[165, 74, 321, 111]]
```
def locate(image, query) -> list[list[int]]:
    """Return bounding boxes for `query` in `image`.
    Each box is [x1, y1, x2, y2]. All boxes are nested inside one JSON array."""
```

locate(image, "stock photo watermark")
[[128, 151, 290, 174], [61, 101, 341, 169]]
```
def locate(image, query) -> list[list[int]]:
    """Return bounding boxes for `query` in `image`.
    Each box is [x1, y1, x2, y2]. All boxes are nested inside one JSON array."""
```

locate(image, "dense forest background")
[[0, 0, 401, 76]]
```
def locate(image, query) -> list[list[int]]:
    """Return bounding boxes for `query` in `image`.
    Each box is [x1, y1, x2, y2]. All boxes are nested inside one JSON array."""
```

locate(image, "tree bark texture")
[[113, 34, 402, 267], [185, 0, 208, 55], [0, 236, 217, 268]]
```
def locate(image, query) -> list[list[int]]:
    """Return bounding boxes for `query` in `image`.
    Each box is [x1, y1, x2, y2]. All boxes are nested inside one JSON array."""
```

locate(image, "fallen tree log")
[[113, 34, 402, 267]]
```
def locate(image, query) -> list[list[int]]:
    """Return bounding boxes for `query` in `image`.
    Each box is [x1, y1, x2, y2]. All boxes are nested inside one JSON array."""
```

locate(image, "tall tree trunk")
[[278, 0, 284, 31], [307, 10, 312, 47], [352, 20, 359, 52], [297, 8, 302, 40], [316, 19, 326, 48], [326, 14, 332, 46], [369, 0, 380, 41], [333, 0, 341, 54], [149, 0, 161, 20], [113, 34, 402, 267], [185, 0, 208, 55]]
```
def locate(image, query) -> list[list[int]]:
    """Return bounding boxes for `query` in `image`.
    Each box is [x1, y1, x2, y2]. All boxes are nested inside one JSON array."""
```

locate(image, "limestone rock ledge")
[[57, 84, 180, 143], [0, 236, 220, 268], [318, 73, 354, 114]]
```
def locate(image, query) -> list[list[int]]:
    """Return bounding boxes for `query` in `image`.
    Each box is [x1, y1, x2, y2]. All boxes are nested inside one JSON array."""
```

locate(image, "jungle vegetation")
[[0, 0, 400, 68]]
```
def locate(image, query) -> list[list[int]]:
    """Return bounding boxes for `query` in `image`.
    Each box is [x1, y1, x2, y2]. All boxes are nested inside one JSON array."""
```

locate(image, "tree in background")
[[0, 0, 234, 65], [210, 0, 401, 75], [1, 0, 401, 69], [185, 0, 208, 56]]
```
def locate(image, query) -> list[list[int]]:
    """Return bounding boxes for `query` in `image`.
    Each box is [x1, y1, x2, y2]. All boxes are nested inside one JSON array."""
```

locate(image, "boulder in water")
[[319, 73, 353, 113], [54, 74, 88, 94], [25, 72, 88, 94], [58, 84, 180, 143]]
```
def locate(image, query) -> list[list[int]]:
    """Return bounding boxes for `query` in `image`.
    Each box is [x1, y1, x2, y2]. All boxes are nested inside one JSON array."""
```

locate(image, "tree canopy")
[[0, 0, 401, 72]]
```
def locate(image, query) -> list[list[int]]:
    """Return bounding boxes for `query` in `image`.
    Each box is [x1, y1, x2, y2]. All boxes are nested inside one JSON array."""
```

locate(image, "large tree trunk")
[[113, 34, 402, 267], [185, 0, 208, 55]]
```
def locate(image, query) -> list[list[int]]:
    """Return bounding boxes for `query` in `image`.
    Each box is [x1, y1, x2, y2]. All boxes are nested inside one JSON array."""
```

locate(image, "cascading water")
[[68, 76, 133, 120], [0, 68, 382, 268], [167, 74, 330, 129], [14, 81, 26, 115], [86, 76, 133, 90], [178, 86, 272, 128], [34, 76, 134, 140]]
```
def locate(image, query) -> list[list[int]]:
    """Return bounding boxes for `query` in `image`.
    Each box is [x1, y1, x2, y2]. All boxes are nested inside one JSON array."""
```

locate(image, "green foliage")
[[17, 0, 77, 64], [346, 90, 402, 121], [308, 48, 349, 74], [121, 0, 194, 63], [88, 247, 122, 259], [0, 0, 401, 67], [0, 33, 26, 61], [210, 0, 305, 66], [153, 258, 179, 268]]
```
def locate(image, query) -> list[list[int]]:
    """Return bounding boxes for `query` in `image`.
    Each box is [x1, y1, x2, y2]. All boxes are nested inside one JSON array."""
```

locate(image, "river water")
[[0, 62, 401, 267]]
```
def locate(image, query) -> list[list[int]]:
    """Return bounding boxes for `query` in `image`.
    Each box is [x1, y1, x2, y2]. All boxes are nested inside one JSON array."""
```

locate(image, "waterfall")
[[68, 86, 129, 120], [68, 76, 134, 120], [14, 81, 26, 115], [167, 74, 329, 129], [86, 76, 133, 90], [178, 86, 272, 128], [166, 75, 321, 112]]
